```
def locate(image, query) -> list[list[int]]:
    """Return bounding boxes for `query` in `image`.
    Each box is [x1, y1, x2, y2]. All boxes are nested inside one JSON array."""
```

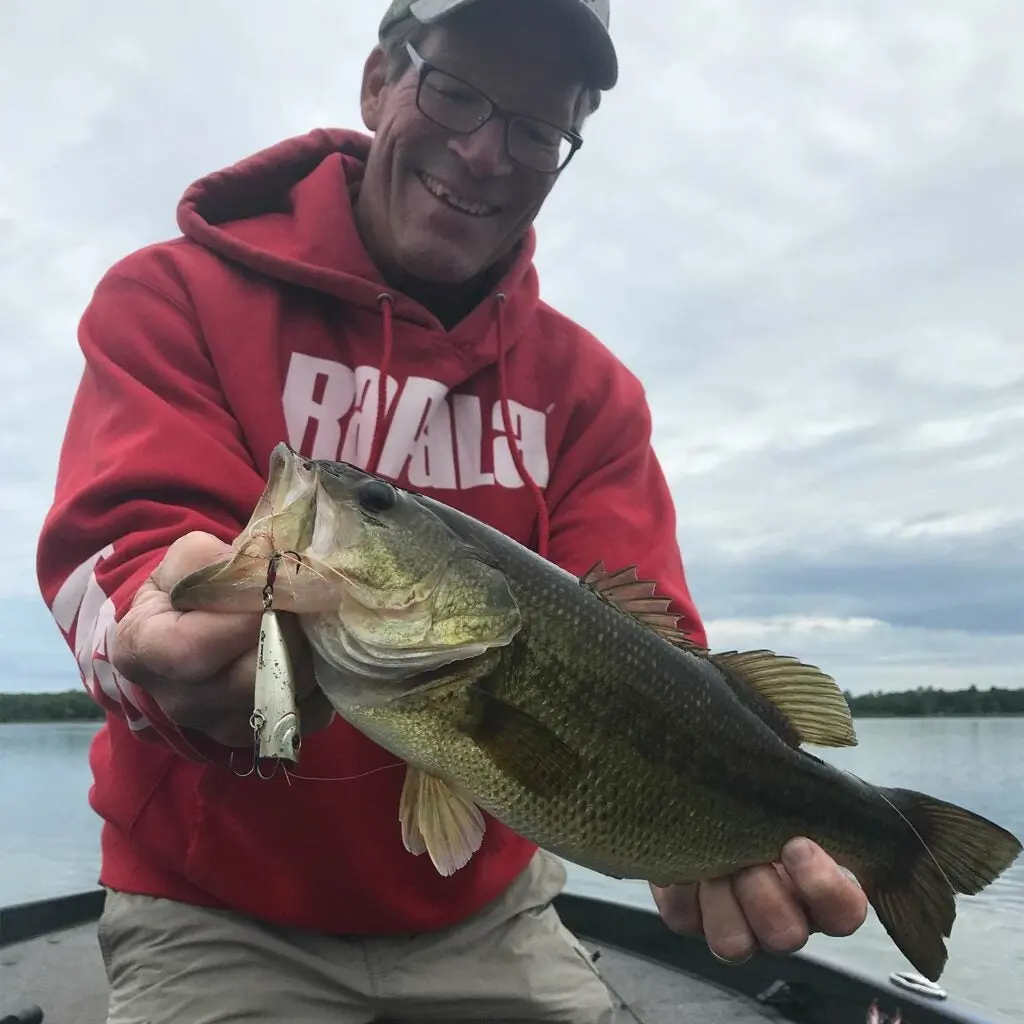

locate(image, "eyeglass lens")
[[418, 69, 574, 172]]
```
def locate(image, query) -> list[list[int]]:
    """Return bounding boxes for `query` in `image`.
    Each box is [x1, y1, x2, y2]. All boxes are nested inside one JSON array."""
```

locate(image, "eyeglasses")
[[404, 42, 583, 174]]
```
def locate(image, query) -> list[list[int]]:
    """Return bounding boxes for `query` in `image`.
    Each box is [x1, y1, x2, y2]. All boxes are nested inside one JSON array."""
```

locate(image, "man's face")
[[356, 2, 588, 285]]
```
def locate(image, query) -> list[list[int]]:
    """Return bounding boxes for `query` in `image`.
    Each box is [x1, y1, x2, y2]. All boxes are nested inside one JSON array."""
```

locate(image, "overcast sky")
[[2, 0, 1021, 696]]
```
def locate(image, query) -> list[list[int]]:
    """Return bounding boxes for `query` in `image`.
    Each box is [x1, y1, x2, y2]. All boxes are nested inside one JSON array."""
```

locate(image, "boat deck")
[[0, 918, 778, 1024], [590, 941, 782, 1022]]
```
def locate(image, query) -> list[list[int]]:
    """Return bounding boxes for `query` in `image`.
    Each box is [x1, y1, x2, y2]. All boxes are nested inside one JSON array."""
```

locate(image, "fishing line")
[[835, 765, 954, 893], [874, 788, 954, 891], [248, 515, 348, 592], [281, 761, 407, 785]]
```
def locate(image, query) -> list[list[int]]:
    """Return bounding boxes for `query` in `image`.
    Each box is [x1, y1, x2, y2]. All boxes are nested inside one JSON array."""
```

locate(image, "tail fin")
[[864, 788, 1022, 982]]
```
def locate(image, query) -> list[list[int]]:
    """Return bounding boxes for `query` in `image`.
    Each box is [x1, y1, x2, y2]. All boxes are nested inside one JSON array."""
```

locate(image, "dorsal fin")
[[710, 650, 858, 749], [579, 563, 856, 749], [580, 562, 708, 653]]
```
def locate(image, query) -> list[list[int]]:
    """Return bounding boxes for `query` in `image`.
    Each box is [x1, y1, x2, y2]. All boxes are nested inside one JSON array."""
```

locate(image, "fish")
[[170, 442, 1023, 983]]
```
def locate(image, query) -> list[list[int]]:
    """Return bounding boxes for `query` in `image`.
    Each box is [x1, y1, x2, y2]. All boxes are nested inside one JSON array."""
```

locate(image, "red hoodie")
[[36, 128, 706, 935]]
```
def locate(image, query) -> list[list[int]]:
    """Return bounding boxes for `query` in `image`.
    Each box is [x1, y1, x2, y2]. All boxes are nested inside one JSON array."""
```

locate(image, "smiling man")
[[36, 0, 867, 1021], [356, 2, 598, 292]]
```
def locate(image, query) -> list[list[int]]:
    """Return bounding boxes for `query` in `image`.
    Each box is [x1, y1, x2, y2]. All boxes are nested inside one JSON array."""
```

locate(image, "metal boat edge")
[[1, 888, 1015, 1024], [553, 892, 1015, 1024]]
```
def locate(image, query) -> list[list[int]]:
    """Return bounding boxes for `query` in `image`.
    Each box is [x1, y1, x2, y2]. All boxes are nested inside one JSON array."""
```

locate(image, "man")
[[36, 0, 867, 1020]]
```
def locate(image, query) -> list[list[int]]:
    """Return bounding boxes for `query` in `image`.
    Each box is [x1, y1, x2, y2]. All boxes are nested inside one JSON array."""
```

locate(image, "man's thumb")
[[151, 530, 237, 594]]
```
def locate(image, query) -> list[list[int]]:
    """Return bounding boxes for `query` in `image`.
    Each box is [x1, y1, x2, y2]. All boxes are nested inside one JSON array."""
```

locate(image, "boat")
[[1, 888, 1014, 1024]]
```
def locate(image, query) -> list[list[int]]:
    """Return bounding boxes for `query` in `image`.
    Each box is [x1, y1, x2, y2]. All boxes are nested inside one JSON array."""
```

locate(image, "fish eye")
[[358, 479, 398, 513]]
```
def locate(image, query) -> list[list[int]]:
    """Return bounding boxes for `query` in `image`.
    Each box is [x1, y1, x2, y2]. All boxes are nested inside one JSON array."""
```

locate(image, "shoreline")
[[0, 717, 105, 725], [3, 689, 1024, 725]]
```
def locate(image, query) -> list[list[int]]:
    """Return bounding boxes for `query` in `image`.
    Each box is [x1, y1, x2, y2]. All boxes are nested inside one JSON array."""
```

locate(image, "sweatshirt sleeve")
[[543, 363, 708, 649], [35, 250, 267, 763]]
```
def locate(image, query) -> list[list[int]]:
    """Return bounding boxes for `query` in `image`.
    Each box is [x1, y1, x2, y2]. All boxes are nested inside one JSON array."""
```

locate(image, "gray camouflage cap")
[[379, 0, 617, 90]]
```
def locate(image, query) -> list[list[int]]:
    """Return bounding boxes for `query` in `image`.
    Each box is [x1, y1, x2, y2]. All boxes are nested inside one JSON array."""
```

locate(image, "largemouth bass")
[[171, 442, 1022, 982]]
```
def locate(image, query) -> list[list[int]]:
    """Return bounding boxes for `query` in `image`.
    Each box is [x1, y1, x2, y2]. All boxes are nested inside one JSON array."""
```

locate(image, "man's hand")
[[652, 838, 868, 962], [109, 531, 335, 748]]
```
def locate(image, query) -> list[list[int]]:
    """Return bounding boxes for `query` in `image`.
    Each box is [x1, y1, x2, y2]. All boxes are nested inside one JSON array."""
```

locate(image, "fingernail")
[[783, 837, 814, 869], [710, 943, 754, 966]]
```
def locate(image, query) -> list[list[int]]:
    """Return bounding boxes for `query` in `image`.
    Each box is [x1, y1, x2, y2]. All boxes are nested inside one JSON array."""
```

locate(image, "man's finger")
[[112, 573, 264, 688], [275, 612, 318, 702], [170, 663, 334, 746], [203, 715, 259, 750], [650, 882, 701, 935], [731, 863, 810, 954], [203, 692, 336, 752], [698, 876, 755, 963], [221, 647, 259, 703], [781, 838, 868, 937], [298, 685, 337, 737], [204, 620, 332, 738]]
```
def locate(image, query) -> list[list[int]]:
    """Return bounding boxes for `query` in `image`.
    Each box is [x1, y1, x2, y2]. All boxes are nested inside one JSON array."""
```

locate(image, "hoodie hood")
[[175, 127, 551, 555], [175, 127, 540, 344]]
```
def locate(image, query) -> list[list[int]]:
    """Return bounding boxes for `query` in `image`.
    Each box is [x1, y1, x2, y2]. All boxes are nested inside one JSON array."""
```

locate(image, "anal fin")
[[398, 766, 486, 877], [710, 650, 857, 748]]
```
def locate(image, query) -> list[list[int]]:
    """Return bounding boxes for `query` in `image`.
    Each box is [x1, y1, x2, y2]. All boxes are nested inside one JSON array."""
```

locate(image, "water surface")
[[2, 717, 1022, 1017]]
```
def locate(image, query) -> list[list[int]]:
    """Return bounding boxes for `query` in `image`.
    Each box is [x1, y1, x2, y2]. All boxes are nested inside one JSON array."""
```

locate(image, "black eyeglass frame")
[[403, 41, 584, 174]]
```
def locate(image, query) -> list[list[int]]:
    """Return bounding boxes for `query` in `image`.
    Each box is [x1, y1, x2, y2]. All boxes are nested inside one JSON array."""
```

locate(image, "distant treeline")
[[2, 685, 1023, 724], [844, 686, 1024, 718], [0, 689, 105, 723]]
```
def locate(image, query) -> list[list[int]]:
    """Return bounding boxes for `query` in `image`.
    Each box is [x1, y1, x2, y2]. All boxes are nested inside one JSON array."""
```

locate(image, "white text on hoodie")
[[282, 353, 550, 488]]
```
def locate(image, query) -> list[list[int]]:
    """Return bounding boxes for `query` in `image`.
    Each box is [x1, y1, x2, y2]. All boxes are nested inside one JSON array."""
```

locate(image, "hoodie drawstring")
[[369, 291, 551, 561], [494, 292, 550, 559], [370, 292, 395, 477]]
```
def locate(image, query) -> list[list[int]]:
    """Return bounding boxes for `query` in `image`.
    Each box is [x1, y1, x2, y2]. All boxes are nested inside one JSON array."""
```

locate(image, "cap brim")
[[403, 0, 617, 89]]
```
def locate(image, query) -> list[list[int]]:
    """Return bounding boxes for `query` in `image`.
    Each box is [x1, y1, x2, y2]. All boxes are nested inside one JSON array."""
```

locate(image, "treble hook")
[[262, 549, 303, 609], [228, 708, 269, 778], [229, 745, 258, 778]]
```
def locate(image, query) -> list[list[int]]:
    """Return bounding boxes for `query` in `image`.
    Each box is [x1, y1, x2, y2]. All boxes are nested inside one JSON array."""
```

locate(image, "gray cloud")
[[2, 0, 1021, 694], [695, 530, 1024, 631]]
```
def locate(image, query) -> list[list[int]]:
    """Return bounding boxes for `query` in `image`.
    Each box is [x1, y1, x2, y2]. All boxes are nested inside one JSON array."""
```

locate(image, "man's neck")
[[381, 261, 508, 331], [349, 180, 515, 330]]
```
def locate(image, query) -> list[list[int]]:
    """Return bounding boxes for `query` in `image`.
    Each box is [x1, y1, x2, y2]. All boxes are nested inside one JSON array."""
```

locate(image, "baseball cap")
[[379, 0, 618, 90]]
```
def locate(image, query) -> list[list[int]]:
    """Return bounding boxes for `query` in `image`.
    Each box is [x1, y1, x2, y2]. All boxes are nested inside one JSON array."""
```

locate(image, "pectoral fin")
[[398, 766, 486, 877], [461, 687, 582, 798]]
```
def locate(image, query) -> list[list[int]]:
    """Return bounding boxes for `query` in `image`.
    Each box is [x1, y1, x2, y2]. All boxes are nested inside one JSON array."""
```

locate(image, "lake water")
[[2, 718, 1023, 1018]]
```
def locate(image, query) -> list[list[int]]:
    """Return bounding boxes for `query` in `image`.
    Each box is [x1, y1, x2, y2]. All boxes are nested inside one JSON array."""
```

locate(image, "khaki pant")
[[97, 850, 618, 1023]]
